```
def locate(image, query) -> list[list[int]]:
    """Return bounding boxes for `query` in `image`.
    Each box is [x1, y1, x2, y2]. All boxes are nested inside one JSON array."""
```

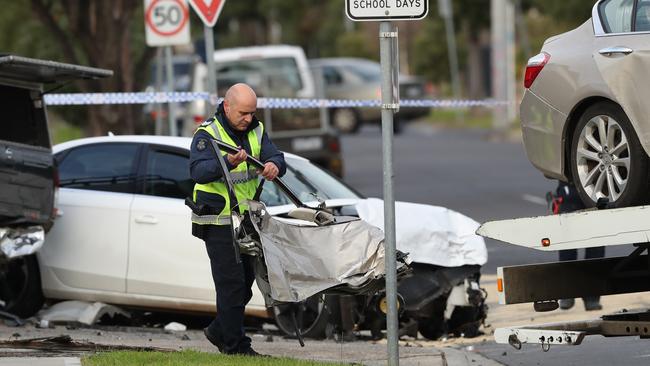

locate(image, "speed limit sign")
[[144, 0, 191, 46]]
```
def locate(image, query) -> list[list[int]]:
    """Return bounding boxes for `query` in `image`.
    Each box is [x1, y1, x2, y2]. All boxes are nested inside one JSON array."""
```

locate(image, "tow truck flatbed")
[[477, 205, 650, 252], [477, 205, 650, 349]]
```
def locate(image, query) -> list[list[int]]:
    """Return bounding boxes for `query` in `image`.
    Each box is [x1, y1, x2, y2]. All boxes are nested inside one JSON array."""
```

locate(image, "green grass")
[[426, 108, 494, 129], [82, 350, 351, 366], [49, 116, 85, 144]]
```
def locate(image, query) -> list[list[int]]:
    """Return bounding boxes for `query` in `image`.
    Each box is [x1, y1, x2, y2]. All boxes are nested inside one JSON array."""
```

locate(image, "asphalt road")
[[340, 122, 644, 365]]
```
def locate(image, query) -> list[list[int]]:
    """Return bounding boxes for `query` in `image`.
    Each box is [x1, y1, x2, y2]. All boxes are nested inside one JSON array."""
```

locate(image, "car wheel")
[[417, 314, 446, 340], [570, 102, 650, 208], [416, 295, 447, 340], [272, 294, 332, 339], [332, 108, 359, 134], [0, 255, 44, 318], [446, 306, 485, 338]]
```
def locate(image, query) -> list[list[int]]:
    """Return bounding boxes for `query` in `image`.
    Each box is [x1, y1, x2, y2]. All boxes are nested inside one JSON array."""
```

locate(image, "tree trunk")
[[32, 0, 156, 136]]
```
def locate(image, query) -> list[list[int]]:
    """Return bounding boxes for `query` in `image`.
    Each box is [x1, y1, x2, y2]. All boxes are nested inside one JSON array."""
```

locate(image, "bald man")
[[189, 83, 285, 356]]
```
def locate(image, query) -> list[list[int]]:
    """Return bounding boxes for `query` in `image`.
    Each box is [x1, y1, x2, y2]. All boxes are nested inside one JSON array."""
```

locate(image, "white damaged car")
[[20, 135, 486, 339]]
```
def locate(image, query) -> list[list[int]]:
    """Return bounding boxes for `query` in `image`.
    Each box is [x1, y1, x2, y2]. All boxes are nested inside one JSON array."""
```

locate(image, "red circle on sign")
[[146, 0, 189, 37]]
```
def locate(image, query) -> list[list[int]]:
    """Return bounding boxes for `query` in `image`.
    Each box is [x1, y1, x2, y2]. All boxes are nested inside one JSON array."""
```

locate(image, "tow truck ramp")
[[494, 310, 650, 351], [477, 205, 650, 349]]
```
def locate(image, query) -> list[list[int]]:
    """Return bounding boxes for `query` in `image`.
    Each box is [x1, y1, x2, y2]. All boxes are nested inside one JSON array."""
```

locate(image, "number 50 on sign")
[[144, 0, 191, 46]]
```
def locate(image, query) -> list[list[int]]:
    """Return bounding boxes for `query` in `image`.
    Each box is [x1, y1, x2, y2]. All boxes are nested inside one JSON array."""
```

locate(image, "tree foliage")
[[30, 0, 157, 135], [0, 0, 603, 130], [529, 0, 596, 27], [0, 1, 156, 135]]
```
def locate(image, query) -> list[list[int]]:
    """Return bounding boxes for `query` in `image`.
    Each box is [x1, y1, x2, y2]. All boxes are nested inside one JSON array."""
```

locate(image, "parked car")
[[520, 0, 650, 208], [188, 45, 343, 177], [0, 55, 111, 318], [13, 135, 484, 339], [309, 58, 431, 134]]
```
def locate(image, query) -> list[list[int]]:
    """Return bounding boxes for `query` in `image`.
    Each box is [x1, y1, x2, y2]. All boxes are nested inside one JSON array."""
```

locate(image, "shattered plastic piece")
[[36, 320, 53, 329], [164, 322, 187, 332], [0, 226, 44, 258], [38, 301, 130, 326]]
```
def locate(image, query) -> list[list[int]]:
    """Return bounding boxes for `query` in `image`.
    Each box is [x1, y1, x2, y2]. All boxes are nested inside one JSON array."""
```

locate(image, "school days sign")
[[346, 0, 428, 21]]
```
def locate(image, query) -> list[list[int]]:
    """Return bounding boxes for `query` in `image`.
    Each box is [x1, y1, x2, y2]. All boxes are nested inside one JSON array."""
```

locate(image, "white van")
[[185, 45, 342, 177]]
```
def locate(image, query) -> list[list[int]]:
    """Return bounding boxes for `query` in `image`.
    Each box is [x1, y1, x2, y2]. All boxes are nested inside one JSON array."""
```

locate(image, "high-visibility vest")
[[191, 117, 263, 226]]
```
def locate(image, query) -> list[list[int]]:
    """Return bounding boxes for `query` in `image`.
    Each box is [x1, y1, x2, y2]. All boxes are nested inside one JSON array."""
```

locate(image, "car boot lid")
[[0, 54, 112, 85]]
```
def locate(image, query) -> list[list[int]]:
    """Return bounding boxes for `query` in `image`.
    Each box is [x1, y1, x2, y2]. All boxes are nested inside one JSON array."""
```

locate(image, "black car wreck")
[[0, 55, 111, 319]]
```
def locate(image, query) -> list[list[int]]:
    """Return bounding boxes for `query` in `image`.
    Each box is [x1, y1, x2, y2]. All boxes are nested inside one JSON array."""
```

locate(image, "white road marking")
[[522, 194, 547, 206]]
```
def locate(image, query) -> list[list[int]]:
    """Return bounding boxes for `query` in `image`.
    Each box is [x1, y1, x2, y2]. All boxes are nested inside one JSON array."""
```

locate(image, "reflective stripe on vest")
[[191, 212, 232, 225], [192, 117, 263, 225]]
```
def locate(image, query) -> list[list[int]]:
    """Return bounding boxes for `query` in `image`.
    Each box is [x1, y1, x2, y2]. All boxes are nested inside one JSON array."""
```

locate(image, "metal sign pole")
[[204, 24, 217, 116], [155, 47, 163, 135], [491, 0, 508, 133], [380, 20, 399, 366], [439, 0, 461, 100], [164, 46, 178, 136]]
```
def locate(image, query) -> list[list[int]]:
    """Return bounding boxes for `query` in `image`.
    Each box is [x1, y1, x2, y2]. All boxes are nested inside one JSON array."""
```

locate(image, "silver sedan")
[[520, 0, 650, 207]]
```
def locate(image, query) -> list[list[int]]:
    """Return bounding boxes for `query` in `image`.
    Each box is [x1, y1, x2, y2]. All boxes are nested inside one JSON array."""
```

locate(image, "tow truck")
[[477, 204, 650, 350]]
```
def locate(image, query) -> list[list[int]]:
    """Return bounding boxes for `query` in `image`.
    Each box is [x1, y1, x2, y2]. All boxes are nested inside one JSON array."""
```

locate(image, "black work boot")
[[237, 348, 270, 357], [558, 298, 575, 310], [203, 327, 224, 353], [583, 297, 602, 311]]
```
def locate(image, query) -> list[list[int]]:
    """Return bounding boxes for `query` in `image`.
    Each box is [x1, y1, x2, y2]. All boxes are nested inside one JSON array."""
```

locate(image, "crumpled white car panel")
[[355, 198, 487, 267], [258, 213, 387, 303]]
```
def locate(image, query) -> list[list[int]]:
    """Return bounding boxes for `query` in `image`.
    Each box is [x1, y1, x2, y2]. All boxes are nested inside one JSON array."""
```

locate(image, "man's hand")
[[226, 147, 247, 167], [259, 162, 279, 180]]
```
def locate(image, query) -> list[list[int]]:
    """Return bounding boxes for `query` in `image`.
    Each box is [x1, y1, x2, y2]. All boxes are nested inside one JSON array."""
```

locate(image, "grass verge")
[[82, 349, 350, 366], [426, 108, 493, 129]]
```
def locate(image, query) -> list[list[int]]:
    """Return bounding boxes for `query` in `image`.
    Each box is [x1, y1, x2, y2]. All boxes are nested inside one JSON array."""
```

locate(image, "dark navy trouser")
[[203, 224, 255, 354], [558, 247, 605, 261]]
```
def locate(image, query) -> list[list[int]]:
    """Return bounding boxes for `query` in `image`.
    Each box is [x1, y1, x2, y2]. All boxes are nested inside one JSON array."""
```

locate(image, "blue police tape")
[[43, 92, 508, 109]]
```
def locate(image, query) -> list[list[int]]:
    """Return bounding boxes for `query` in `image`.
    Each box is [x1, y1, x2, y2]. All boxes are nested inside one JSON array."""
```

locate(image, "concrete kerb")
[[0, 325, 502, 366], [0, 347, 501, 366]]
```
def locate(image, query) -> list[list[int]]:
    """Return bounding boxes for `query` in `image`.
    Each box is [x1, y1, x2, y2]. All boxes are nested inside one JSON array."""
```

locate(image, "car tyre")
[[272, 294, 332, 339], [570, 102, 650, 208], [0, 255, 44, 318], [446, 306, 485, 338], [417, 295, 447, 340], [332, 108, 360, 134]]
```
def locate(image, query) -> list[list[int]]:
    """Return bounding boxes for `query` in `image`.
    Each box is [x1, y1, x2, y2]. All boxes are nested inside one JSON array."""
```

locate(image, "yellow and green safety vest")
[[191, 117, 263, 226]]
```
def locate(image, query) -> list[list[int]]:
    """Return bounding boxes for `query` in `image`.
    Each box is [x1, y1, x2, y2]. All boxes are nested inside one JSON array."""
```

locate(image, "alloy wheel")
[[575, 115, 630, 203]]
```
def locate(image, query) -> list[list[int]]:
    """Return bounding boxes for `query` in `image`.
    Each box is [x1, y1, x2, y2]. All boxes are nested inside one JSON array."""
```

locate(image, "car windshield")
[[214, 57, 303, 97], [260, 157, 360, 207]]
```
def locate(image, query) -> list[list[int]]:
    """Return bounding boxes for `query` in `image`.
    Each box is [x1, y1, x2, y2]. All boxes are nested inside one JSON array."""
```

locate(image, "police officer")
[[189, 83, 286, 356], [550, 181, 604, 311]]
